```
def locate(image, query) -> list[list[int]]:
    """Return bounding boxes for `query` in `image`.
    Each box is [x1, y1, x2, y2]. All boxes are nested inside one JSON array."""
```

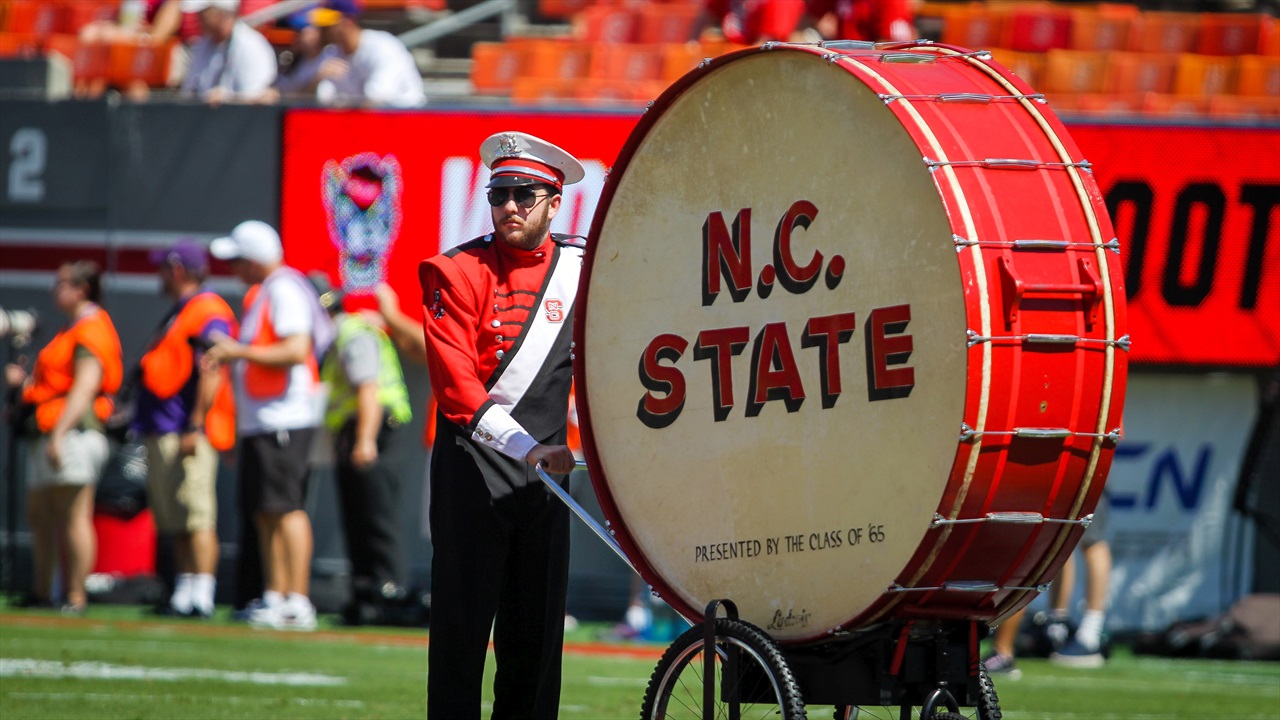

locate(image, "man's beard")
[[494, 200, 552, 250]]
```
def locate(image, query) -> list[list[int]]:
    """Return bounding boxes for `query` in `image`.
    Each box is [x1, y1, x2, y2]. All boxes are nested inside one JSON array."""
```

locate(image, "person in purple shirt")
[[132, 240, 237, 618]]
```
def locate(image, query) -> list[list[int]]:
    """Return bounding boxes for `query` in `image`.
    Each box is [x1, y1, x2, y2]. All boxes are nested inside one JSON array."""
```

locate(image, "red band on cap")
[[490, 157, 564, 189]]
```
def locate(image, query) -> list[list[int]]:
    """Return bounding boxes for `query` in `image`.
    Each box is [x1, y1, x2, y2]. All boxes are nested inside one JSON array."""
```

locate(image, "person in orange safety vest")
[[6, 261, 122, 614], [133, 240, 238, 619]]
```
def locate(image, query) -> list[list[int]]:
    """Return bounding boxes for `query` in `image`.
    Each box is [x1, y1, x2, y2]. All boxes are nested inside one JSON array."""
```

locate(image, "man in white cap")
[[181, 0, 276, 104], [205, 220, 334, 631], [419, 132, 582, 718]]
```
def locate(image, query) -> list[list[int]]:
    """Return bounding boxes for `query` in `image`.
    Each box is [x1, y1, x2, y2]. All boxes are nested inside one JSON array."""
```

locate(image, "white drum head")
[[581, 50, 969, 642]]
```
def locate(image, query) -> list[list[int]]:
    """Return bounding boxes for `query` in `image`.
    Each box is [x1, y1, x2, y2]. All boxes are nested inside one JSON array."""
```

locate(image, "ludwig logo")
[[545, 299, 565, 323]]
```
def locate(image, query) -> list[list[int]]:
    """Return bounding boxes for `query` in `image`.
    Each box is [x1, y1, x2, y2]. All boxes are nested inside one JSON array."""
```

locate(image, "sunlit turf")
[[1, 602, 1277, 719]]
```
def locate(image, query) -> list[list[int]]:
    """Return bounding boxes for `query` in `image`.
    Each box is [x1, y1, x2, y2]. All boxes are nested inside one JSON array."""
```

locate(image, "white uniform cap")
[[183, 0, 240, 13], [210, 220, 283, 264], [479, 131, 585, 189]]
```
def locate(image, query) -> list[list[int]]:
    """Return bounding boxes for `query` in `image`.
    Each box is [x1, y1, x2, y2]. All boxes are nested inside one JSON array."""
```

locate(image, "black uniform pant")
[[427, 439, 570, 719], [335, 418, 403, 597]]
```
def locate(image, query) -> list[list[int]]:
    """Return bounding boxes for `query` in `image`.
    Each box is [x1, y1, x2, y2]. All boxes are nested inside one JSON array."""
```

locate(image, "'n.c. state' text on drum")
[[635, 200, 917, 429]]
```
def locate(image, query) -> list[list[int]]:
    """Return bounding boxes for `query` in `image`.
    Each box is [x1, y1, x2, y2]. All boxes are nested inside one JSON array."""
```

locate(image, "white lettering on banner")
[[438, 157, 608, 254], [1098, 373, 1259, 633], [8, 127, 47, 203]]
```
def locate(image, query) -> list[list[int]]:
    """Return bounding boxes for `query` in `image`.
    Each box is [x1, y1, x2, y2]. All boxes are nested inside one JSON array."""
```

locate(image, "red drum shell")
[[576, 44, 1129, 644]]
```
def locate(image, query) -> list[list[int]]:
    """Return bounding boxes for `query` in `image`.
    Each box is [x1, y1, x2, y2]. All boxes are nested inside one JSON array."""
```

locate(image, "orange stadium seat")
[[1104, 52, 1178, 95], [58, 0, 115, 36], [991, 49, 1047, 91], [1074, 92, 1142, 115], [538, 0, 593, 21], [635, 2, 701, 44], [1172, 53, 1236, 97], [470, 41, 522, 94], [661, 42, 705, 83], [510, 78, 578, 104], [1041, 49, 1109, 94], [1207, 95, 1280, 119], [940, 4, 1006, 50], [589, 43, 662, 82], [1003, 4, 1073, 53], [1134, 12, 1199, 54], [0, 31, 40, 58], [107, 37, 174, 88], [1196, 13, 1269, 56], [1070, 4, 1138, 52], [3, 0, 61, 38], [1236, 55, 1280, 97], [515, 38, 593, 81], [577, 5, 637, 43], [1142, 92, 1208, 116]]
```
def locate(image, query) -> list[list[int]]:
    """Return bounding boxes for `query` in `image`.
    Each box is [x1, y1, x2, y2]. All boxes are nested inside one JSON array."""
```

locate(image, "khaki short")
[[29, 429, 110, 489], [144, 433, 218, 533]]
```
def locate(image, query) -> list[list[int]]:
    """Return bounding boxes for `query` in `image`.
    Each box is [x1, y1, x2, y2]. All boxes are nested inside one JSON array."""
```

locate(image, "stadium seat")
[[470, 41, 522, 94], [1207, 94, 1280, 119], [991, 49, 1047, 91], [1041, 49, 1108, 94], [577, 5, 637, 43], [514, 38, 592, 81], [1196, 12, 1270, 56], [1142, 92, 1208, 116], [0, 31, 39, 58], [3, 0, 61, 38], [510, 77, 578, 104], [1003, 4, 1073, 53], [1236, 55, 1280, 97], [635, 2, 702, 44], [58, 0, 115, 36], [1069, 4, 1138, 52], [1074, 92, 1142, 115], [940, 4, 1006, 50], [660, 42, 705, 83], [1134, 12, 1200, 54], [538, 0, 594, 21], [1104, 51, 1178, 95], [1172, 53, 1236, 97], [107, 37, 174, 89], [589, 42, 662, 82]]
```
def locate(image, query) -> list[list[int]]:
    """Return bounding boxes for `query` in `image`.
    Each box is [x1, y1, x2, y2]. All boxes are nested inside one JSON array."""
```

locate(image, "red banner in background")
[[280, 110, 637, 317], [1068, 124, 1280, 368], [281, 110, 1280, 368]]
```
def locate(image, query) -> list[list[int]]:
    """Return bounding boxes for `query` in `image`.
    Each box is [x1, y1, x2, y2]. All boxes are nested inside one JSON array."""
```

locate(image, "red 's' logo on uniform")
[[545, 299, 564, 323]]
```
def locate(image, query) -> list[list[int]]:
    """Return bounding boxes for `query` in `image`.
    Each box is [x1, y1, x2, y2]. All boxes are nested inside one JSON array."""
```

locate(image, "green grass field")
[[2, 602, 1278, 720]]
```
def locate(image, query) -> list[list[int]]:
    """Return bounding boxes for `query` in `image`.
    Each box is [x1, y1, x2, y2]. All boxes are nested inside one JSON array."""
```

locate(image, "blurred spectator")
[[309, 0, 427, 108], [5, 262, 123, 615], [205, 221, 334, 631], [76, 1, 196, 99], [696, 0, 807, 44], [986, 496, 1113, 676], [270, 21, 333, 102], [309, 274, 413, 626], [181, 0, 277, 105], [134, 241, 237, 620], [797, 0, 915, 43]]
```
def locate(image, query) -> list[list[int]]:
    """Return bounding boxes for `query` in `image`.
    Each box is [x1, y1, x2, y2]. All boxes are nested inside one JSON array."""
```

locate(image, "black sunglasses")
[[486, 186, 551, 209]]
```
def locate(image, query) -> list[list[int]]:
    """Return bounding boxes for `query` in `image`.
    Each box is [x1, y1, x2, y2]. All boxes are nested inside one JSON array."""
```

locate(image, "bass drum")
[[576, 43, 1129, 644]]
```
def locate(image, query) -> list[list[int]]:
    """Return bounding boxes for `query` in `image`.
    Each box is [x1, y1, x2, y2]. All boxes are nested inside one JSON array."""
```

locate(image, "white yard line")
[[7, 691, 364, 708], [0, 659, 346, 686]]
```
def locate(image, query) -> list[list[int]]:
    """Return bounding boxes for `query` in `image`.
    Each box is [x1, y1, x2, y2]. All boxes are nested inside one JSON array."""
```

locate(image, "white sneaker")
[[281, 598, 317, 631], [246, 601, 287, 630]]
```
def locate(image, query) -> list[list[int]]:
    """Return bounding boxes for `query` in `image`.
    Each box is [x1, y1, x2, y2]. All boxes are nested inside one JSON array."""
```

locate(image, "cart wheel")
[[641, 617, 807, 720]]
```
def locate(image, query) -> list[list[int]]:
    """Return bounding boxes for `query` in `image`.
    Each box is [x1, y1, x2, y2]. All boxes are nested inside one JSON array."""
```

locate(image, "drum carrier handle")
[[996, 256, 1103, 327]]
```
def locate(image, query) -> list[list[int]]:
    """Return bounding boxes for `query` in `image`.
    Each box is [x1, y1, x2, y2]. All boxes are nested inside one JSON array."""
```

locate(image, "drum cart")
[[538, 464, 1003, 720]]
